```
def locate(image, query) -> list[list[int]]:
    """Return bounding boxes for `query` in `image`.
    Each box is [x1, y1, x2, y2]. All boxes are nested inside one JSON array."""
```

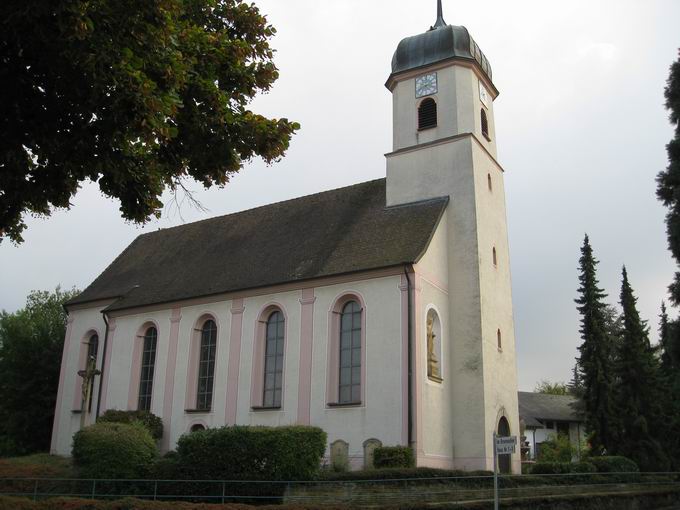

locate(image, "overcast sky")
[[1, 0, 679, 391]]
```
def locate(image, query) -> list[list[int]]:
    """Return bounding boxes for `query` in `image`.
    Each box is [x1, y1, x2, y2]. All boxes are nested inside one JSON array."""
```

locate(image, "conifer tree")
[[575, 235, 615, 455], [613, 268, 669, 471], [659, 302, 672, 371]]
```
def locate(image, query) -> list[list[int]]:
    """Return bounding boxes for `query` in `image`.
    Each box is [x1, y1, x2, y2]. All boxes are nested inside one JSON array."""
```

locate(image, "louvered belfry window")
[[481, 108, 490, 139], [418, 98, 437, 130]]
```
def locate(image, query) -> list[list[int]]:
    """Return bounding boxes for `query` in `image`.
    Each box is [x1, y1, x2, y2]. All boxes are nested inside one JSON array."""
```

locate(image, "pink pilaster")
[[400, 274, 410, 446], [162, 308, 182, 452], [297, 288, 316, 424], [99, 318, 117, 413], [50, 316, 74, 454], [225, 299, 245, 424]]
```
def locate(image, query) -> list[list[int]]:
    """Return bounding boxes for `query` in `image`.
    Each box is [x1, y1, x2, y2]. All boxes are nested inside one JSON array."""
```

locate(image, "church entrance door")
[[497, 417, 511, 474]]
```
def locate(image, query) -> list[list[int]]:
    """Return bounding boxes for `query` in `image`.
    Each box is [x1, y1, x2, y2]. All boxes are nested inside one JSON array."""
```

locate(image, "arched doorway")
[[497, 416, 511, 474]]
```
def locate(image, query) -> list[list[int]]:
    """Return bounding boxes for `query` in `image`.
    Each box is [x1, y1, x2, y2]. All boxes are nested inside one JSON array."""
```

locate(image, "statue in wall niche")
[[427, 315, 442, 382], [77, 355, 100, 430]]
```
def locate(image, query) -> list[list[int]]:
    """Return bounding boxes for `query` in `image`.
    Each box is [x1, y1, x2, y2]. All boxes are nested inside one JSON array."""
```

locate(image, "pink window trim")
[[72, 329, 101, 410], [127, 321, 160, 411], [99, 319, 116, 413], [325, 292, 367, 407], [184, 313, 220, 412], [250, 303, 288, 410]]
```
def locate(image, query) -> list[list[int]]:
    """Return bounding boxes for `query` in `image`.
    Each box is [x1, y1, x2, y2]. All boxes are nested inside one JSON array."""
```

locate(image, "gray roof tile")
[[68, 178, 448, 312]]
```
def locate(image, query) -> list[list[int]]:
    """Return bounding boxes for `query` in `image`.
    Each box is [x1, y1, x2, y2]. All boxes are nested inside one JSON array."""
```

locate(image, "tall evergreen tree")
[[659, 302, 672, 371], [656, 50, 680, 302], [575, 235, 615, 455], [613, 268, 669, 471]]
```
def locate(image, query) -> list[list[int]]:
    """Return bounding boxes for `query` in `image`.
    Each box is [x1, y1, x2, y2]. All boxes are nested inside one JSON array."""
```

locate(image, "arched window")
[[426, 309, 443, 383], [190, 424, 205, 433], [493, 247, 498, 267], [196, 320, 217, 411], [339, 301, 362, 404], [497, 329, 503, 351], [481, 109, 490, 139], [263, 311, 285, 408], [85, 334, 99, 412], [137, 327, 158, 411], [418, 98, 437, 130]]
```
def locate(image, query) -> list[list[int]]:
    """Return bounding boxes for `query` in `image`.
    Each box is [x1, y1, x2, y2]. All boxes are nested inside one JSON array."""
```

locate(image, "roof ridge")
[[140, 178, 387, 238]]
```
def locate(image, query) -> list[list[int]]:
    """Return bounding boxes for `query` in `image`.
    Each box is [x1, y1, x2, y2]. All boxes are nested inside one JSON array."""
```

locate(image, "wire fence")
[[0, 472, 679, 505]]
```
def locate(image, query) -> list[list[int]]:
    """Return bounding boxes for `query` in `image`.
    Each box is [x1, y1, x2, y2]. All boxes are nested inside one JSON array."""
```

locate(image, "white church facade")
[[51, 2, 521, 473]]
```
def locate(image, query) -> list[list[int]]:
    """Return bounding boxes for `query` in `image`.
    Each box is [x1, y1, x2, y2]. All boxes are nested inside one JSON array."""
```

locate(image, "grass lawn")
[[0, 454, 74, 479]]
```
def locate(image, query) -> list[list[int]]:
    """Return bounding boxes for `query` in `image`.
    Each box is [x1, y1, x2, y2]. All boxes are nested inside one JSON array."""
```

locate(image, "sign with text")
[[495, 436, 517, 455]]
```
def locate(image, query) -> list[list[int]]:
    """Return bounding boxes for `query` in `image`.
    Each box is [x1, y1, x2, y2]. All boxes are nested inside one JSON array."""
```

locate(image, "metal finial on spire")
[[433, 0, 446, 29]]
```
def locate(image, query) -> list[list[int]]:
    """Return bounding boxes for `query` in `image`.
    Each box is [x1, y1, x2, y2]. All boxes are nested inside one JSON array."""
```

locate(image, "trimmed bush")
[[72, 422, 157, 479], [529, 462, 596, 474], [373, 446, 415, 469], [98, 410, 164, 441], [320, 467, 492, 481], [176, 425, 326, 481], [589, 456, 639, 473]]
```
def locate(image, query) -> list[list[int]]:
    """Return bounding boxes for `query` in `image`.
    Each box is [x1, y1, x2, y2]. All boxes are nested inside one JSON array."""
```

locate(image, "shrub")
[[176, 425, 326, 481], [72, 422, 157, 479], [373, 446, 415, 469], [589, 456, 639, 473], [537, 434, 575, 463], [529, 461, 596, 474], [320, 467, 492, 482], [98, 410, 163, 441]]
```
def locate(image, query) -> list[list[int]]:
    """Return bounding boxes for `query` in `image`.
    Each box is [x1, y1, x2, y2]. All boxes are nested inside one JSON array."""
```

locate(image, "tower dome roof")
[[391, 24, 493, 83]]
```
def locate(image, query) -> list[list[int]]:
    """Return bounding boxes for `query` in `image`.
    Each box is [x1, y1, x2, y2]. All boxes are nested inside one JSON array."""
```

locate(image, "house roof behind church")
[[518, 391, 583, 428], [68, 178, 448, 313]]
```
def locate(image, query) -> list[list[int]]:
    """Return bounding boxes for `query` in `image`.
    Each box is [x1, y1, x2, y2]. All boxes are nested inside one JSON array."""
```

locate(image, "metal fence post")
[[153, 481, 158, 501], [91, 480, 96, 500], [221, 481, 226, 504], [32, 480, 38, 501]]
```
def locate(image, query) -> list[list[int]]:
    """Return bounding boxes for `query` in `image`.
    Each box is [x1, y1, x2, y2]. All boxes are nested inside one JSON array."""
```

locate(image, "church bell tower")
[[386, 1, 520, 472]]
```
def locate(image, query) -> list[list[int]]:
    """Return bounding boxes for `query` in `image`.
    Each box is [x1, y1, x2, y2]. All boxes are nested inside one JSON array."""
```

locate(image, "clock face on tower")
[[415, 73, 438, 98]]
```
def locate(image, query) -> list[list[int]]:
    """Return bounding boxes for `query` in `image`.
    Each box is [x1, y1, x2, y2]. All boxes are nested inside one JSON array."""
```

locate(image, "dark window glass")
[[418, 98, 437, 130], [263, 311, 285, 408], [190, 424, 205, 433], [138, 327, 158, 411], [339, 301, 362, 404], [497, 329, 502, 350], [481, 109, 490, 139], [196, 320, 217, 411], [86, 334, 99, 411]]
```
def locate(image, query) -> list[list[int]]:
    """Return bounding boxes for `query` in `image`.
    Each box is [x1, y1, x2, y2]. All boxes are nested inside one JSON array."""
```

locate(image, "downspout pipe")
[[403, 266, 414, 448], [95, 310, 110, 419]]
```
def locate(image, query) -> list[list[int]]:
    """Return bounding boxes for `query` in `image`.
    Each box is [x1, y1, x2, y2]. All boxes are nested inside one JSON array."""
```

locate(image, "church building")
[[51, 2, 520, 473]]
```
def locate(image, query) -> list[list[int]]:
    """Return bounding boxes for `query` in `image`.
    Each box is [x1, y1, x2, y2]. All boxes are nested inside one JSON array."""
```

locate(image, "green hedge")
[[373, 446, 415, 469], [176, 425, 326, 481], [98, 410, 164, 441], [320, 467, 492, 481], [588, 456, 639, 473], [72, 422, 157, 479], [529, 462, 596, 474]]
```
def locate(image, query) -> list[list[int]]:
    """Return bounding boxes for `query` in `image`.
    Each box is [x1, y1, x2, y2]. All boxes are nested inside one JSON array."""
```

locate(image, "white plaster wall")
[[168, 301, 232, 438], [415, 216, 454, 465], [472, 142, 521, 474], [391, 64, 497, 158], [51, 304, 108, 455], [236, 290, 301, 427], [103, 309, 172, 417], [311, 276, 403, 467]]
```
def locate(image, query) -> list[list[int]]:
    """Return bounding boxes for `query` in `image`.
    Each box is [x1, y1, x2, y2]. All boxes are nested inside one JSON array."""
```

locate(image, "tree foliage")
[[0, 287, 79, 455], [574, 235, 615, 455], [611, 268, 668, 471], [656, 50, 680, 303], [534, 380, 569, 396], [0, 0, 299, 243]]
